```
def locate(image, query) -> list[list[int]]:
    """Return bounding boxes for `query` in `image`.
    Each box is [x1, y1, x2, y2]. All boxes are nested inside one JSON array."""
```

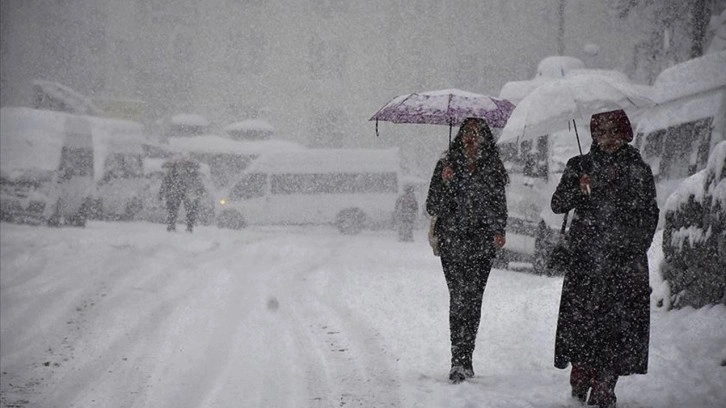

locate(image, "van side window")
[[641, 117, 712, 180], [230, 173, 266, 200], [270, 172, 398, 195]]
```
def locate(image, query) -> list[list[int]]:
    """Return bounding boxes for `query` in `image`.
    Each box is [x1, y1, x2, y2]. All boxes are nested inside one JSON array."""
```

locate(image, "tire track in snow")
[[32, 237, 243, 407], [262, 234, 402, 407]]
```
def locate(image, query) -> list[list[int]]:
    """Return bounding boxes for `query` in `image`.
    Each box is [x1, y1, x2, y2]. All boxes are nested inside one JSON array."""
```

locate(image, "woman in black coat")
[[426, 117, 508, 383], [551, 109, 659, 408]]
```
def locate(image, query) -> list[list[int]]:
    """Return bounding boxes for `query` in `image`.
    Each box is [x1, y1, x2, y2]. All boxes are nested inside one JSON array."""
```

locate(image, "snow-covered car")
[[497, 128, 592, 275], [661, 141, 726, 309], [136, 158, 216, 226]]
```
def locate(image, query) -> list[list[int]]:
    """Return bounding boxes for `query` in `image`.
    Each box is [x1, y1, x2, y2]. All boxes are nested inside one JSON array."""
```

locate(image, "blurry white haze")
[[3, 0, 722, 177], [2, 1, 726, 408]]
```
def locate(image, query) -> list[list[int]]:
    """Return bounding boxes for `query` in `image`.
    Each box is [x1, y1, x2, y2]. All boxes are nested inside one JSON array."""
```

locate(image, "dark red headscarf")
[[590, 109, 634, 143]]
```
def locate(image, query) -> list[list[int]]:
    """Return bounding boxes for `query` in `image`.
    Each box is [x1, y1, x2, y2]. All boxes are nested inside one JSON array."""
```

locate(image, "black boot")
[[448, 365, 466, 384]]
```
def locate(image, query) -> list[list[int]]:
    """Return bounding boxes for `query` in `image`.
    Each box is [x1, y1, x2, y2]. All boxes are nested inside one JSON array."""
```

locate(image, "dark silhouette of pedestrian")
[[426, 117, 508, 383], [394, 185, 418, 242], [159, 157, 206, 232], [552, 109, 659, 408]]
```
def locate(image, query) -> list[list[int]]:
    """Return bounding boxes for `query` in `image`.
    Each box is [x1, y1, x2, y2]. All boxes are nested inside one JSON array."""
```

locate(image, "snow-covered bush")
[[661, 141, 726, 308]]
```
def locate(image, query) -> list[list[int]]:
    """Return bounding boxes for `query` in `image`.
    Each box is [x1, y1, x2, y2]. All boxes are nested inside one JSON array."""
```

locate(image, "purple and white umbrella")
[[369, 89, 515, 140]]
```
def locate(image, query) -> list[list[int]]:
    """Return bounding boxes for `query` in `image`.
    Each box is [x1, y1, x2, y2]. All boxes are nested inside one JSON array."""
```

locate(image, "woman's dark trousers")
[[441, 251, 492, 369]]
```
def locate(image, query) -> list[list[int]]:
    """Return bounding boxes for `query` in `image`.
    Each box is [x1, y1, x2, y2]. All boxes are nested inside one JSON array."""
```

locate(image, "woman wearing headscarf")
[[551, 109, 659, 408], [426, 117, 508, 383]]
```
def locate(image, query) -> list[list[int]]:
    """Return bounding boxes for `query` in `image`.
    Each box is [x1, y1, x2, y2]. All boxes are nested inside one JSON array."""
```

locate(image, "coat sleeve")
[[622, 161, 660, 253], [551, 156, 588, 214], [426, 159, 448, 217], [491, 162, 508, 236]]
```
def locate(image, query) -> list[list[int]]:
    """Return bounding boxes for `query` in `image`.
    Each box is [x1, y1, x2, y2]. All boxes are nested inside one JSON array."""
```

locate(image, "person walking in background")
[[426, 117, 508, 383], [394, 184, 419, 242], [159, 157, 206, 232], [551, 109, 659, 408]]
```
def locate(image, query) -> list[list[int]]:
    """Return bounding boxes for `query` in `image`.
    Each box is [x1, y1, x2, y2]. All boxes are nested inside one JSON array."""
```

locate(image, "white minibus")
[[216, 148, 401, 234]]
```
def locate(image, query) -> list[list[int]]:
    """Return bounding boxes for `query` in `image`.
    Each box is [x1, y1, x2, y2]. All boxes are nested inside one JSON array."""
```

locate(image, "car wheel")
[[336, 208, 366, 235], [123, 197, 143, 221], [47, 199, 62, 227], [217, 209, 245, 230]]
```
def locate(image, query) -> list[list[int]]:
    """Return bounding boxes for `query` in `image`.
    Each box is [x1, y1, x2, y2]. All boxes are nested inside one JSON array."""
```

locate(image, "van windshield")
[[230, 173, 266, 200], [59, 146, 93, 179]]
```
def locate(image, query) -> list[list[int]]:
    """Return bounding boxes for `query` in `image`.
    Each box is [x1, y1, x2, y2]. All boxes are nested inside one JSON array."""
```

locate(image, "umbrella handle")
[[448, 119, 453, 150], [375, 119, 379, 137], [573, 119, 583, 156]]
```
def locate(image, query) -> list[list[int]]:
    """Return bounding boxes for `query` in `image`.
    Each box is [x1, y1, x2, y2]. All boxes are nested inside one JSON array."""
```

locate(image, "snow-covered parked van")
[[634, 50, 726, 223], [216, 148, 401, 234], [1, 107, 94, 226]]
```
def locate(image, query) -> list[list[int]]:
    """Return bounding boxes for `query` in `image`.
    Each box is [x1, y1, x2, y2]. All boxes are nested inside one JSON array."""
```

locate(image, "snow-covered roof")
[[170, 113, 209, 127], [167, 134, 305, 156], [499, 64, 635, 105], [224, 119, 275, 133], [499, 77, 551, 104], [32, 79, 104, 116], [1, 106, 147, 181], [246, 148, 400, 174], [536, 56, 585, 78], [653, 51, 726, 102]]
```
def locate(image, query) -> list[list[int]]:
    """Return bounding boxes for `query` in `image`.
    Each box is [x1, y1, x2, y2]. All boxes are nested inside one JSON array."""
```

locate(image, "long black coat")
[[426, 148, 507, 259], [552, 144, 659, 375]]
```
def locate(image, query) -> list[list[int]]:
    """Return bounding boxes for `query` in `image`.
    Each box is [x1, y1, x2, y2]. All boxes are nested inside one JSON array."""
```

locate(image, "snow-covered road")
[[1, 221, 725, 407]]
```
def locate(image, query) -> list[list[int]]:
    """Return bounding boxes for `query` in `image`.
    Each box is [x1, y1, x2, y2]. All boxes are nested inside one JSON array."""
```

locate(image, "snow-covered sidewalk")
[[1, 221, 725, 407]]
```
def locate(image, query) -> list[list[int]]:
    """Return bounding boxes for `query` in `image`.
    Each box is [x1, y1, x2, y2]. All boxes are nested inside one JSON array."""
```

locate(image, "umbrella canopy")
[[498, 75, 655, 147], [370, 88, 515, 129]]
